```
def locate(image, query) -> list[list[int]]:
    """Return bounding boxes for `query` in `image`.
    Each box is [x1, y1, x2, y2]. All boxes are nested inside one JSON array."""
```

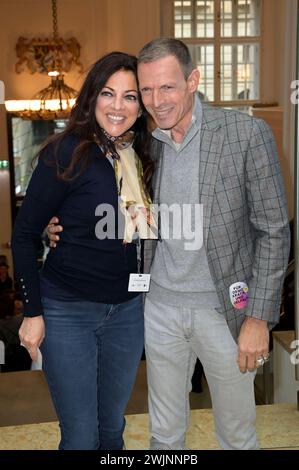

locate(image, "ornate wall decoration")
[[15, 36, 83, 75]]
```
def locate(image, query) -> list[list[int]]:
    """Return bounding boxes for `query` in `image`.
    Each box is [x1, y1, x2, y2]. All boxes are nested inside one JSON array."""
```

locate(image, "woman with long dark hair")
[[12, 52, 155, 450]]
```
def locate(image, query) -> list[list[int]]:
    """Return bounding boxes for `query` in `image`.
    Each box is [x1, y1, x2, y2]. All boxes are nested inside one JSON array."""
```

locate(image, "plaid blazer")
[[144, 104, 290, 341]]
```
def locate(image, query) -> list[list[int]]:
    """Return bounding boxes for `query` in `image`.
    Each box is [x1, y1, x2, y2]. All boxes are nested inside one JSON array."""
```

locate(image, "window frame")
[[161, 0, 263, 109]]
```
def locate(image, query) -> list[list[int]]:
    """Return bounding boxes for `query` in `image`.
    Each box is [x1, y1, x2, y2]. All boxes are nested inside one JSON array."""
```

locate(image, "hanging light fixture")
[[5, 0, 82, 119]]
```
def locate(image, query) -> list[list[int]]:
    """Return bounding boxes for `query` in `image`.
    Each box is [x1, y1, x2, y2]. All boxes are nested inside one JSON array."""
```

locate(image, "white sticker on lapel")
[[229, 282, 249, 310]]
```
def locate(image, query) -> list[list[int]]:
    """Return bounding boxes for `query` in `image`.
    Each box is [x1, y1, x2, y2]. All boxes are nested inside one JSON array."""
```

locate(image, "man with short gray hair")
[[137, 37, 289, 450]]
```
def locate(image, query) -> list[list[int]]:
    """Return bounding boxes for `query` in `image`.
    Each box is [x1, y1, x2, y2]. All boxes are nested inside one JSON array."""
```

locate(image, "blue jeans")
[[40, 294, 144, 450]]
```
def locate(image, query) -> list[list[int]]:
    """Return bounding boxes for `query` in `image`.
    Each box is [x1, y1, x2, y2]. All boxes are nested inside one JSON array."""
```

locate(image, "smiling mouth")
[[107, 114, 125, 123], [154, 108, 172, 118]]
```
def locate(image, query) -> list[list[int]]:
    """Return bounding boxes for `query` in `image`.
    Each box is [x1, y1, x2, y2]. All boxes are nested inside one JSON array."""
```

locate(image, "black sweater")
[[12, 134, 138, 317]]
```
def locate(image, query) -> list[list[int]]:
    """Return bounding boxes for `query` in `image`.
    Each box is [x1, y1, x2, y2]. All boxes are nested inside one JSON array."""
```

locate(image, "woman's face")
[[95, 69, 140, 137]]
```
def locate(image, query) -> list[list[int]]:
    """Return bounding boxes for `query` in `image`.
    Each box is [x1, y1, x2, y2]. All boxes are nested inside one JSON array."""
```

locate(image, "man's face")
[[138, 55, 199, 134]]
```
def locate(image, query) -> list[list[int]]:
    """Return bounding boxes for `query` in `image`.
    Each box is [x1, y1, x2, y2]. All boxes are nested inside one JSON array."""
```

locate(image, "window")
[[165, 0, 262, 110]]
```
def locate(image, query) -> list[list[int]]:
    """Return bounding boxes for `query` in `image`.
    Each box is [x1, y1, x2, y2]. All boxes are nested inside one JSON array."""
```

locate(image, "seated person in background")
[[0, 260, 13, 296], [0, 292, 31, 372]]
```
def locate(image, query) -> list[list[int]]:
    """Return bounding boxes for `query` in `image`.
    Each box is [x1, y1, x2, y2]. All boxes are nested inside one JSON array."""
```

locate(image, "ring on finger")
[[255, 356, 265, 367]]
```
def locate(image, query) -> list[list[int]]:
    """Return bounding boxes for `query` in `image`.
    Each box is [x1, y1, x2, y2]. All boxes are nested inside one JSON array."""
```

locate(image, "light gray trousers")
[[144, 296, 259, 450]]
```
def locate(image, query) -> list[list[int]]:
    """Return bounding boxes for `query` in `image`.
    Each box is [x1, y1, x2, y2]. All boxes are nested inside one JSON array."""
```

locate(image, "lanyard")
[[136, 238, 142, 274]]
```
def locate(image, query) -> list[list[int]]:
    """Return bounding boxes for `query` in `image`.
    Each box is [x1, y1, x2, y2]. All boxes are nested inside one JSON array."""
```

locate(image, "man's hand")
[[47, 216, 63, 248], [19, 316, 45, 362], [237, 316, 269, 373]]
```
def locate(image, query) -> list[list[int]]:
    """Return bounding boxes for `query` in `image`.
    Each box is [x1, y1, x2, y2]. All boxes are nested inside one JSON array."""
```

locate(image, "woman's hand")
[[19, 316, 45, 361], [46, 216, 63, 248]]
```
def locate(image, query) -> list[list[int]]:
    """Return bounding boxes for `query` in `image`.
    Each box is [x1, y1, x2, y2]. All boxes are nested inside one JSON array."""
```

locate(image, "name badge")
[[128, 273, 151, 292]]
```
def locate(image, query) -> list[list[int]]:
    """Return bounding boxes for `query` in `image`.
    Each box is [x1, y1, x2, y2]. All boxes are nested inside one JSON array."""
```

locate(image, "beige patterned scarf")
[[114, 142, 158, 243]]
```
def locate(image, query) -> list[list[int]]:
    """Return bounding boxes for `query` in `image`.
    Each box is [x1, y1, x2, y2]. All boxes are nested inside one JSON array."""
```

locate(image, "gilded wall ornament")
[[15, 36, 83, 75]]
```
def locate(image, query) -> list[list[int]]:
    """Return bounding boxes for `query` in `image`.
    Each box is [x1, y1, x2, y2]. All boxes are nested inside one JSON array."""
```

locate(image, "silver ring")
[[255, 356, 265, 367]]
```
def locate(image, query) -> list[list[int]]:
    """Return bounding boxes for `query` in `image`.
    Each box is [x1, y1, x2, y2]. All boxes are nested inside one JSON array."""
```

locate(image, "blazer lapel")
[[199, 117, 224, 245]]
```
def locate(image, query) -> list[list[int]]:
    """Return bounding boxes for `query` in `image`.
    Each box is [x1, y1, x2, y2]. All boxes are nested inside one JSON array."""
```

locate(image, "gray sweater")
[[148, 97, 220, 309]]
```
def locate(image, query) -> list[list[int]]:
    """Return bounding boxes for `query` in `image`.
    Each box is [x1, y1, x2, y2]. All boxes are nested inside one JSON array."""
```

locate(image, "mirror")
[[7, 113, 68, 222]]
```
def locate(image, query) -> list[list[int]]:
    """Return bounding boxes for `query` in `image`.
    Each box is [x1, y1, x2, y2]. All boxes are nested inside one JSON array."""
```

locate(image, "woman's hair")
[[39, 52, 154, 185]]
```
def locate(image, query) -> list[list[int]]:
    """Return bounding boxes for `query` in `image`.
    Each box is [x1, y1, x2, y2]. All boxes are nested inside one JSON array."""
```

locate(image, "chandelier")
[[5, 0, 82, 120]]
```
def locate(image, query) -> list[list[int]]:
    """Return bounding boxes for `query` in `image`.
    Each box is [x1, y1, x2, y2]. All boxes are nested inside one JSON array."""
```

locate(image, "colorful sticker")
[[229, 282, 249, 310]]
